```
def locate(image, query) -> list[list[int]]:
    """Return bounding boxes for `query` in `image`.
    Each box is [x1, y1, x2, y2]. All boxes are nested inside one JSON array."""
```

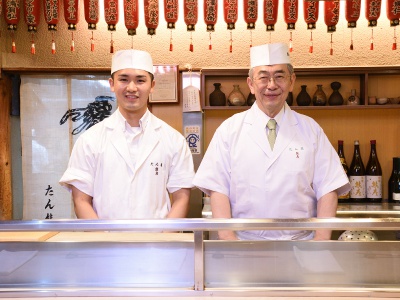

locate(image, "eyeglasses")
[[254, 74, 289, 85]]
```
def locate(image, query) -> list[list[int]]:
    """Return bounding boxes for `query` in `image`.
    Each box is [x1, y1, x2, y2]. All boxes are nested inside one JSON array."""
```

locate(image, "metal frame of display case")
[[1, 218, 400, 298]]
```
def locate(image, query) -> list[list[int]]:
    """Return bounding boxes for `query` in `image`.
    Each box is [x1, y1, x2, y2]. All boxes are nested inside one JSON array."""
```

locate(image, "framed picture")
[[149, 64, 179, 103]]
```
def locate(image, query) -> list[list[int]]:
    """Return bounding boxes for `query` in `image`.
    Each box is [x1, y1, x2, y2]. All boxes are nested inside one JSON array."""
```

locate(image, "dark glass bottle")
[[389, 157, 400, 202], [337, 140, 350, 202], [393, 159, 400, 203], [366, 140, 382, 202], [349, 140, 366, 202]]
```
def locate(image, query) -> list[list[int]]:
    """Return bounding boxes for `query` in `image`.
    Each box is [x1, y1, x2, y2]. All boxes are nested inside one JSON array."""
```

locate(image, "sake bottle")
[[366, 140, 382, 203], [393, 159, 400, 204], [389, 158, 400, 202], [337, 140, 350, 202], [349, 140, 366, 202]]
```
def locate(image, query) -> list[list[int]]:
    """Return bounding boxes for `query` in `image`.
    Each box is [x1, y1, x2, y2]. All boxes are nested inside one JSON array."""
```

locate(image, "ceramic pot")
[[312, 84, 327, 106], [286, 92, 293, 106], [328, 81, 344, 105], [228, 85, 246, 106], [209, 83, 226, 106], [296, 85, 311, 106]]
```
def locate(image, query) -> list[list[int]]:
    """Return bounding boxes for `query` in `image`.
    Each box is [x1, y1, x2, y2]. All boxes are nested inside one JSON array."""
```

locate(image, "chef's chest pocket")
[[280, 145, 314, 176]]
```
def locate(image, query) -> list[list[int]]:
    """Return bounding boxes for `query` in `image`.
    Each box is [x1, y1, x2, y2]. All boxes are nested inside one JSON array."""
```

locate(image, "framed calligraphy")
[[149, 64, 179, 103]]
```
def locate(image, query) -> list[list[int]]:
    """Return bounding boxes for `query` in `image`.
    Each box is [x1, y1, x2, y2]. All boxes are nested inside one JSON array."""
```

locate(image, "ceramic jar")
[[312, 84, 327, 106], [328, 81, 344, 105], [228, 85, 246, 106], [209, 83, 226, 106], [296, 85, 312, 106]]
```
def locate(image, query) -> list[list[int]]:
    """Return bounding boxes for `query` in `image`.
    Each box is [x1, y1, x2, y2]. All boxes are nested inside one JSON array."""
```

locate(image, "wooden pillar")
[[0, 75, 12, 220]]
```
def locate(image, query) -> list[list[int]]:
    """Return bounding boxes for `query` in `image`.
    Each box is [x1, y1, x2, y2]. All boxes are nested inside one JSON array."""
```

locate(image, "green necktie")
[[267, 119, 277, 150]]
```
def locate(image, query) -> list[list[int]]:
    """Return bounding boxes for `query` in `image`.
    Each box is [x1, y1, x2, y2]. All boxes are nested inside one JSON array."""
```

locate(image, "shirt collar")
[[116, 108, 150, 132], [254, 102, 285, 127]]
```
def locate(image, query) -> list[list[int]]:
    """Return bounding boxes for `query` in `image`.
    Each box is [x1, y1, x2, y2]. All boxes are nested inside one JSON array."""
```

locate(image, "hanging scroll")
[[184, 0, 197, 51], [144, 0, 159, 36], [63, 0, 79, 51], [84, 0, 99, 51], [24, 0, 40, 54]]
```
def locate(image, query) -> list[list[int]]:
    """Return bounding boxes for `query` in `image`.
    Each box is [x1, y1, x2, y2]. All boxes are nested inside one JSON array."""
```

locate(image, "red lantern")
[[43, 0, 59, 54], [4, 0, 21, 53], [304, 0, 318, 30], [303, 0, 318, 53], [283, 0, 298, 30], [164, 0, 178, 29], [224, 0, 237, 29], [84, 0, 98, 29], [325, 0, 340, 55], [64, 0, 79, 51], [184, 0, 197, 52], [83, 0, 99, 51], [366, 0, 381, 27], [345, 0, 361, 28], [144, 0, 159, 36], [124, 0, 139, 35], [25, 0, 40, 54], [244, 0, 257, 30], [204, 0, 218, 50], [24, 0, 40, 32], [387, 0, 400, 50], [387, 0, 400, 26], [184, 0, 197, 31], [104, 0, 118, 31], [263, 0, 278, 31]]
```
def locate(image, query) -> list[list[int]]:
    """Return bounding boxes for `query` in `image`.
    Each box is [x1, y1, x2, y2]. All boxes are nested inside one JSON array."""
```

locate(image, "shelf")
[[202, 104, 400, 110]]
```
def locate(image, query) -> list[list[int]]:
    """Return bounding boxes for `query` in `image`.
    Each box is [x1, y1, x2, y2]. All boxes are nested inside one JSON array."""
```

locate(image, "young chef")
[[60, 49, 195, 219], [193, 43, 350, 241]]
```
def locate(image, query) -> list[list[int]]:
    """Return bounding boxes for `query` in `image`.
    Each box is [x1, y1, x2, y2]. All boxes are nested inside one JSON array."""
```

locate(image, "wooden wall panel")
[[0, 75, 12, 220]]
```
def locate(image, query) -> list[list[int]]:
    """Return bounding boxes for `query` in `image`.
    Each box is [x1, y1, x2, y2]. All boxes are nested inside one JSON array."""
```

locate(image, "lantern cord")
[[330, 33, 333, 56], [11, 31, 16, 53], [90, 31, 95, 52], [170, 30, 173, 52], [131, 36, 134, 49], [289, 31, 293, 52], [250, 30, 253, 48], [393, 27, 397, 50], [269, 32, 272, 44], [71, 32, 75, 52], [110, 32, 114, 54], [350, 29, 354, 50], [190, 32, 194, 52], [309, 31, 313, 54], [229, 31, 233, 53], [31, 33, 36, 55], [52, 32, 56, 55], [209, 33, 212, 50], [370, 29, 374, 50]]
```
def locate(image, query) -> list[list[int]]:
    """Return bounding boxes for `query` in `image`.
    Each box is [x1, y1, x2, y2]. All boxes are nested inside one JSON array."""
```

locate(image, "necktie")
[[267, 119, 277, 150]]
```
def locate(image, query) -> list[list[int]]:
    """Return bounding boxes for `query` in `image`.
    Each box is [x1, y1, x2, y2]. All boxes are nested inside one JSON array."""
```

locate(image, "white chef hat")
[[250, 43, 291, 68], [111, 49, 154, 75]]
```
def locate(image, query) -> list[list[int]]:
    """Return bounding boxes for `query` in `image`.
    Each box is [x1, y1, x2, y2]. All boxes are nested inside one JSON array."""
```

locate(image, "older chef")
[[60, 49, 195, 219], [193, 43, 350, 241]]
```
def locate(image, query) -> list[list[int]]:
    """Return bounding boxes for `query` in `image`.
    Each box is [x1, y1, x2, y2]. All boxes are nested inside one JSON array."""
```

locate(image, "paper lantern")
[[24, 0, 40, 54], [387, 0, 400, 26], [164, 0, 178, 29], [84, 0, 99, 29], [184, 0, 197, 51], [303, 0, 318, 53], [366, 0, 381, 27], [324, 0, 340, 33], [124, 0, 139, 35], [244, 0, 257, 30], [263, 0, 278, 31], [64, 0, 79, 51], [283, 0, 298, 30], [204, 0, 218, 49], [4, 0, 20, 53], [224, 0, 238, 29], [144, 0, 159, 36], [345, 0, 361, 28], [43, 0, 59, 54]]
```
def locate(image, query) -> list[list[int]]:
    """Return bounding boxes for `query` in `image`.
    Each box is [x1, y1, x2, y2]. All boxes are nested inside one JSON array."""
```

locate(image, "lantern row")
[[2, 0, 400, 54]]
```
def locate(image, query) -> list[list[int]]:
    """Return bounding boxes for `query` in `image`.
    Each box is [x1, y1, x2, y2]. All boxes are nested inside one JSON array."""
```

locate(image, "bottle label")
[[393, 193, 400, 201], [349, 176, 366, 198], [366, 175, 382, 198], [338, 191, 350, 199]]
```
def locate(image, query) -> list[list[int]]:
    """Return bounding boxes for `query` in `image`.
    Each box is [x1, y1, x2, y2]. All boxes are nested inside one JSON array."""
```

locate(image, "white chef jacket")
[[60, 109, 195, 219], [193, 102, 350, 240]]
